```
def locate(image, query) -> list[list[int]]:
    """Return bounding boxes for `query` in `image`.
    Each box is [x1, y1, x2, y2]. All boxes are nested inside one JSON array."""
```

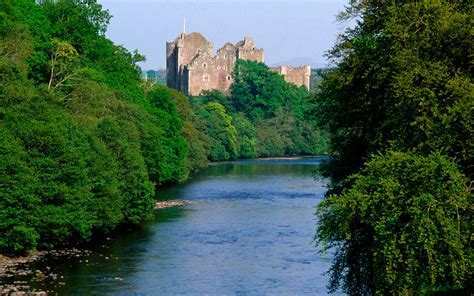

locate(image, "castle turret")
[[166, 32, 310, 95], [166, 32, 213, 94]]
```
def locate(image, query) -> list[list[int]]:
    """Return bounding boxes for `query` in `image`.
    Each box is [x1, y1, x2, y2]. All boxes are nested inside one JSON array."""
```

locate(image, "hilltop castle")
[[166, 32, 310, 96]]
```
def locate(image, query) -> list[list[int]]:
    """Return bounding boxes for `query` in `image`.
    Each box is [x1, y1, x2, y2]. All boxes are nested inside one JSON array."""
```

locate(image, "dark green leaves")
[[316, 152, 472, 294], [0, 0, 196, 255], [314, 1, 473, 294]]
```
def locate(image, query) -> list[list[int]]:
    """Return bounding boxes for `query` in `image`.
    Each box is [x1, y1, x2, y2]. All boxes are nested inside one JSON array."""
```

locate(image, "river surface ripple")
[[2, 157, 336, 295]]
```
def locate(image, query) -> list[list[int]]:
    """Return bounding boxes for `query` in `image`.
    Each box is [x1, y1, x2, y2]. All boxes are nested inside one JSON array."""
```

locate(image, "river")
[[1, 157, 334, 295]]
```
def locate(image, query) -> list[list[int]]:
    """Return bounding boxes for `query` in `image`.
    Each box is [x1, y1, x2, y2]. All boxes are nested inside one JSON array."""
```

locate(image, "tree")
[[233, 115, 257, 159], [316, 151, 472, 295], [145, 86, 189, 184], [199, 89, 235, 113], [315, 1, 473, 184], [47, 39, 80, 94], [231, 59, 308, 119], [229, 59, 328, 157], [1, 0, 203, 255], [197, 102, 239, 161], [314, 1, 473, 294], [152, 85, 209, 172], [0, 126, 39, 254]]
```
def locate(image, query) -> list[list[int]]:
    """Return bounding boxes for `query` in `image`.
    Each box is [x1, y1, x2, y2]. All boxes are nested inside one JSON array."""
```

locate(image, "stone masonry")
[[166, 32, 309, 96], [268, 65, 311, 91]]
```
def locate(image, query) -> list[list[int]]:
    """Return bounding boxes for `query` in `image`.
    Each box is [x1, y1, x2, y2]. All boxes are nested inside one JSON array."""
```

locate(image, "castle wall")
[[166, 32, 309, 95], [269, 65, 311, 90], [167, 33, 241, 96], [177, 33, 213, 68], [237, 48, 264, 63], [187, 56, 235, 96], [166, 32, 213, 93], [166, 42, 177, 88], [215, 43, 237, 93], [187, 53, 219, 96]]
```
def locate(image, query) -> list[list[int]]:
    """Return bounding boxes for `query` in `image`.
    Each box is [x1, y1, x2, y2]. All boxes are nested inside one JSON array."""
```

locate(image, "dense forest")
[[0, 0, 327, 255], [2, 0, 471, 295], [0, 0, 190, 255], [192, 60, 329, 161], [314, 1, 473, 295]]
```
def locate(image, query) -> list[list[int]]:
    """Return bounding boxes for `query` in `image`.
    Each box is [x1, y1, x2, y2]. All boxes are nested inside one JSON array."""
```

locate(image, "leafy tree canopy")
[[317, 151, 472, 295], [0, 0, 198, 255], [314, 1, 473, 295]]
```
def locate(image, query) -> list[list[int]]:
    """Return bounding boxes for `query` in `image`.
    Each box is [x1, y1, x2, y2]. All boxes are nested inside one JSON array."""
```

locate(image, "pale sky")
[[98, 0, 349, 70]]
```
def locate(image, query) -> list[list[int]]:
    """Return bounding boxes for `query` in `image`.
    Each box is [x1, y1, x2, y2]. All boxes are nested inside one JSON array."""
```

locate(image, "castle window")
[[197, 48, 202, 54], [203, 63, 207, 68], [224, 53, 228, 59], [203, 74, 210, 82], [227, 75, 232, 81], [223, 65, 227, 69], [216, 66, 220, 70]]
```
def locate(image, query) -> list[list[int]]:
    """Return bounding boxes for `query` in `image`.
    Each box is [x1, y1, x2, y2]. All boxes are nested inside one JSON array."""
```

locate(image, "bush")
[[316, 151, 472, 295]]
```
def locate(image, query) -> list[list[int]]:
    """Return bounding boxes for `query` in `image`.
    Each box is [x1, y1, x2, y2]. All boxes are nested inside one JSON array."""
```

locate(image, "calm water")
[[2, 158, 335, 295]]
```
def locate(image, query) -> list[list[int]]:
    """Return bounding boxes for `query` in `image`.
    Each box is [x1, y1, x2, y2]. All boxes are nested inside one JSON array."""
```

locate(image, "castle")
[[166, 32, 310, 96]]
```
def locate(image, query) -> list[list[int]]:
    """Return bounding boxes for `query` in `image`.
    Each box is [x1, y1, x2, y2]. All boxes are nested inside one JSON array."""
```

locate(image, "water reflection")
[[1, 157, 334, 295]]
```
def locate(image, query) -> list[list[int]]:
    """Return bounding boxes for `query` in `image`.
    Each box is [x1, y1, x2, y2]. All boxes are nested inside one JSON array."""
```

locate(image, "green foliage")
[[197, 102, 239, 161], [316, 152, 472, 295], [227, 60, 329, 157], [0, 0, 198, 255], [233, 115, 257, 159], [200, 89, 236, 113], [231, 60, 308, 119], [0, 126, 39, 254], [152, 85, 209, 172], [310, 68, 332, 93], [146, 87, 189, 183], [315, 1, 473, 183], [2, 97, 121, 249], [94, 118, 153, 225], [314, 1, 473, 295], [189, 61, 329, 160]]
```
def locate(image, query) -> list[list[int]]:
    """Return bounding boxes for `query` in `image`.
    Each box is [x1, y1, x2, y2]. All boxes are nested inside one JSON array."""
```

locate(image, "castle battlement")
[[269, 65, 311, 90], [166, 32, 309, 96]]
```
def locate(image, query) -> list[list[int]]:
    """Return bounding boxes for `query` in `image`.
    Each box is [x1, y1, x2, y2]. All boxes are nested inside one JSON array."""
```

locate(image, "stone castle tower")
[[166, 32, 309, 96]]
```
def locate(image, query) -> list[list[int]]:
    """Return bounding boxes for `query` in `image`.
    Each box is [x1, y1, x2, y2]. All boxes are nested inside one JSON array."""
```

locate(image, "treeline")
[[144, 60, 330, 165], [0, 0, 327, 255], [310, 68, 332, 93], [190, 60, 329, 161], [142, 69, 166, 84], [0, 0, 205, 255], [314, 1, 472, 295]]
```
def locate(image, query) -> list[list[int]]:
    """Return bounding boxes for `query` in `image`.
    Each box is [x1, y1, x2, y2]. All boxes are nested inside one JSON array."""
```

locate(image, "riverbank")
[[1, 200, 192, 267], [1, 157, 329, 294], [0, 253, 47, 278], [0, 249, 93, 295], [1, 200, 194, 294], [209, 155, 324, 166]]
